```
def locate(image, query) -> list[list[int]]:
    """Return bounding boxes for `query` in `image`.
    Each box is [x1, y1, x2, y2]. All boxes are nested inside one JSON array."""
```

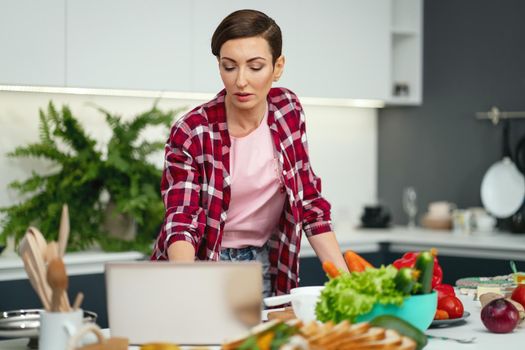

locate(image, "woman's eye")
[[250, 66, 263, 71], [223, 66, 235, 72]]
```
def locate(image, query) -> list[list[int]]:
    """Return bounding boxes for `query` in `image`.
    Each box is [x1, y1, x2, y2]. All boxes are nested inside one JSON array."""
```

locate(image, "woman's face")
[[219, 36, 284, 114]]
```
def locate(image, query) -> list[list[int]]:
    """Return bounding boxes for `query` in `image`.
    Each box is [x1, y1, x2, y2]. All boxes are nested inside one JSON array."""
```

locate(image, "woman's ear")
[[273, 55, 285, 82]]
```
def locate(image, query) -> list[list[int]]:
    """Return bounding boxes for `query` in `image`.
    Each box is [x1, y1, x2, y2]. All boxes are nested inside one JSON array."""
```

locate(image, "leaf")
[[0, 101, 183, 252]]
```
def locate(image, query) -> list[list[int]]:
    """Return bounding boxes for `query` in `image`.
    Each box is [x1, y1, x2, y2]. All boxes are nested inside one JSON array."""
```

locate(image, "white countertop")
[[1, 226, 524, 282], [424, 292, 525, 349], [0, 250, 145, 281], [301, 226, 525, 260], [0, 293, 523, 350]]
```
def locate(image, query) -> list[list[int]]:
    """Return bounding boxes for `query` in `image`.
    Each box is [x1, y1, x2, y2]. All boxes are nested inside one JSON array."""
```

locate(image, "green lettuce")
[[315, 265, 406, 323]]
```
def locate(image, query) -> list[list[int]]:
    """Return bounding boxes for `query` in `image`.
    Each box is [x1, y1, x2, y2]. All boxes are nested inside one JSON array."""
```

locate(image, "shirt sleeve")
[[295, 100, 334, 237], [157, 121, 206, 256]]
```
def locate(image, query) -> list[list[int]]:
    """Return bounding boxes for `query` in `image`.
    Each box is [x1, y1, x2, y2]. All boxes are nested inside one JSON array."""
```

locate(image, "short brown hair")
[[211, 9, 282, 65]]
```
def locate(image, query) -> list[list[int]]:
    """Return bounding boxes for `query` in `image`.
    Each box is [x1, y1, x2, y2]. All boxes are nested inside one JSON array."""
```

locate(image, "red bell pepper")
[[392, 250, 443, 288]]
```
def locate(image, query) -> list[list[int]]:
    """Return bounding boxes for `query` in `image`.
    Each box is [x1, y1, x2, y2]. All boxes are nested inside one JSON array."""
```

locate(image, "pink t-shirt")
[[222, 110, 287, 248]]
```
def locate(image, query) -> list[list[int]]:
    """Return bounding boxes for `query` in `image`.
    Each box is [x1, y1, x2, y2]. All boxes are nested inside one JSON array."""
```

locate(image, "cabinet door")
[[0, 0, 65, 86], [66, 0, 192, 91], [285, 0, 390, 100]]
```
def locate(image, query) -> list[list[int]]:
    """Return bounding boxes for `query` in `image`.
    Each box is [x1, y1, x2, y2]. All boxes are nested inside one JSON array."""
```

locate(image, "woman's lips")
[[235, 93, 253, 102]]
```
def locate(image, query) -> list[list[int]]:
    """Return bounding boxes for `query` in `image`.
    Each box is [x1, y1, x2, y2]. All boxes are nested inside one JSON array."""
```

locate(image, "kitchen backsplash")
[[0, 90, 377, 232]]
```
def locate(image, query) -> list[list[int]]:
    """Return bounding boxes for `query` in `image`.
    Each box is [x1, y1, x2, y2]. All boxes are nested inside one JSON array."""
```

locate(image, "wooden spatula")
[[46, 258, 68, 312]]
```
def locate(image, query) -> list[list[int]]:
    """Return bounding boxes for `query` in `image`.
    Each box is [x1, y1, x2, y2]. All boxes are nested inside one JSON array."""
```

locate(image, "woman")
[[151, 9, 348, 297]]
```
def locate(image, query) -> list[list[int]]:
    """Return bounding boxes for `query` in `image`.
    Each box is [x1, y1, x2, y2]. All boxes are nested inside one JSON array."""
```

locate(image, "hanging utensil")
[[481, 119, 525, 218]]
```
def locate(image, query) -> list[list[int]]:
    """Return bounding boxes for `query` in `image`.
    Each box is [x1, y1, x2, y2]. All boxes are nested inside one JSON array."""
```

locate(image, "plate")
[[481, 157, 525, 218], [429, 311, 470, 328], [0, 309, 97, 338], [455, 275, 515, 289]]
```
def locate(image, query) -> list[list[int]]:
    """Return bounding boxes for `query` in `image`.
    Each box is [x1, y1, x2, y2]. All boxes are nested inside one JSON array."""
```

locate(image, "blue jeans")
[[220, 245, 272, 298]]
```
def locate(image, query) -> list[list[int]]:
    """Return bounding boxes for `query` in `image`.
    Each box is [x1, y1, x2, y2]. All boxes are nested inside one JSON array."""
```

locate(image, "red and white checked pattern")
[[151, 87, 333, 295]]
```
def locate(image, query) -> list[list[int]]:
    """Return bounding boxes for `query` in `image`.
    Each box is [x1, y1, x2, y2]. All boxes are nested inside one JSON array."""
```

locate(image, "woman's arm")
[[168, 241, 196, 262], [289, 96, 348, 272], [152, 119, 206, 261], [307, 231, 349, 273]]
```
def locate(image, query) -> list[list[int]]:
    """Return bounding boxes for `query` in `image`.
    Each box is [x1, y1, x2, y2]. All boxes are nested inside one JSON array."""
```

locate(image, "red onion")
[[481, 298, 519, 333]]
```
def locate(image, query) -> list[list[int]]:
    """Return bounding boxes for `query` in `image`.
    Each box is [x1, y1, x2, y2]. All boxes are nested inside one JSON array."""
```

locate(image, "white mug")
[[39, 309, 83, 350]]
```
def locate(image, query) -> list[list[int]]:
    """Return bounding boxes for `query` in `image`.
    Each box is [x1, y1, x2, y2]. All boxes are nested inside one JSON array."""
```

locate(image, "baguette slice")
[[310, 320, 351, 350], [342, 329, 402, 350], [338, 327, 386, 349], [347, 322, 371, 336]]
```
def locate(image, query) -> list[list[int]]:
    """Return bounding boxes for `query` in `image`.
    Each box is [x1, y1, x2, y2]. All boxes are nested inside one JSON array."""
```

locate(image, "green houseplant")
[[0, 102, 182, 253]]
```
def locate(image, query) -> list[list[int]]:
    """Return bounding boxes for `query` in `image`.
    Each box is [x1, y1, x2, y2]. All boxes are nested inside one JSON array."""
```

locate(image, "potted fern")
[[0, 102, 182, 253]]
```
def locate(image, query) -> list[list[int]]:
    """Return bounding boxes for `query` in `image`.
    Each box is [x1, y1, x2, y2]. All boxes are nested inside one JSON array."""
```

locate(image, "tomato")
[[438, 295, 464, 319], [434, 284, 455, 300], [511, 284, 525, 309]]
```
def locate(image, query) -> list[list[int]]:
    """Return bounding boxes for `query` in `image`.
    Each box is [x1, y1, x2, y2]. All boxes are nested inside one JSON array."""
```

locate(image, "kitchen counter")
[[0, 250, 145, 281], [0, 292, 522, 349], [301, 226, 525, 260], [1, 226, 524, 282], [424, 292, 525, 349]]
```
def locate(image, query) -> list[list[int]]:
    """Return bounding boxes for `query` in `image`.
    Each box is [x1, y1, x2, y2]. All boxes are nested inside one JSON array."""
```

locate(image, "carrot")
[[344, 250, 374, 272], [322, 261, 340, 278]]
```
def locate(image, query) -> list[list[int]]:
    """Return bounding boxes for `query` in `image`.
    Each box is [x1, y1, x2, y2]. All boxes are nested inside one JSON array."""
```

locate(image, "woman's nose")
[[235, 69, 248, 88]]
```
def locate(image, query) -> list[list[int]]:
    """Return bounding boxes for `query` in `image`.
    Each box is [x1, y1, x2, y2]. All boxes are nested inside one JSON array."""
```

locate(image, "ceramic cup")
[[475, 214, 496, 232], [39, 309, 83, 350], [428, 201, 455, 220]]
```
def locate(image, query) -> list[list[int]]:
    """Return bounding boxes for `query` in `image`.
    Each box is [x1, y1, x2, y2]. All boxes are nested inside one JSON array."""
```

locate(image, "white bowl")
[[263, 286, 324, 322]]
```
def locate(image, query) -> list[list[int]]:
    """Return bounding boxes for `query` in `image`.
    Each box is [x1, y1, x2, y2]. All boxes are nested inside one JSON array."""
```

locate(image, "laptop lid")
[[105, 261, 262, 345]]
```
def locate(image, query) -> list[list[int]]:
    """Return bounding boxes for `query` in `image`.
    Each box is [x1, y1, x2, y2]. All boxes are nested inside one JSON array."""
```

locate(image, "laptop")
[[105, 261, 262, 345]]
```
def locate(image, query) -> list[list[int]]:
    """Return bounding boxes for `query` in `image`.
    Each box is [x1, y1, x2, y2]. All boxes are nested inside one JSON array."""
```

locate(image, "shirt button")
[[282, 170, 286, 175]]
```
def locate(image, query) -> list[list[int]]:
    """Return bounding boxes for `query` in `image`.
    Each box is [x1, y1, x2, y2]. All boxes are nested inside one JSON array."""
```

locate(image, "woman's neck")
[[225, 97, 267, 138]]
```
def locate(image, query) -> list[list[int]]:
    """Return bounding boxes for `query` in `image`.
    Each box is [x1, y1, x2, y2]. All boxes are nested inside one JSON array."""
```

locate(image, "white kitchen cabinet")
[[0, 0, 65, 87], [190, 0, 391, 101], [1, 0, 423, 105], [284, 0, 391, 100], [66, 0, 192, 91], [387, 0, 423, 105]]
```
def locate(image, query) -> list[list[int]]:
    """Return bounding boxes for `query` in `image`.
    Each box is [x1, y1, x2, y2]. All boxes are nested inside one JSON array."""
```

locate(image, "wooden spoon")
[[27, 227, 47, 260], [58, 204, 70, 257], [20, 248, 51, 310], [47, 258, 68, 312], [24, 233, 52, 309], [46, 241, 59, 262]]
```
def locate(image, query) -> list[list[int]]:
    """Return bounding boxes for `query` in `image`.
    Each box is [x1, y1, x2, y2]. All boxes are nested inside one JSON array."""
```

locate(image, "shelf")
[[387, 0, 423, 105], [385, 96, 421, 106]]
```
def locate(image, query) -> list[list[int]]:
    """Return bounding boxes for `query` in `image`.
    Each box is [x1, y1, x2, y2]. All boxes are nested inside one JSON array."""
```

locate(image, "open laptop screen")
[[105, 261, 262, 345]]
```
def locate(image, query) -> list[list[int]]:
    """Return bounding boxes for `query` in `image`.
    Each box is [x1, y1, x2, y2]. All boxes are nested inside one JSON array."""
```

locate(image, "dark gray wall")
[[378, 0, 525, 225]]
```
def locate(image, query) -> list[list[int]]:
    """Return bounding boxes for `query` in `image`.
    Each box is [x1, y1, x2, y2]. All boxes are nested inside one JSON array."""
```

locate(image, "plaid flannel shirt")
[[151, 87, 333, 295]]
